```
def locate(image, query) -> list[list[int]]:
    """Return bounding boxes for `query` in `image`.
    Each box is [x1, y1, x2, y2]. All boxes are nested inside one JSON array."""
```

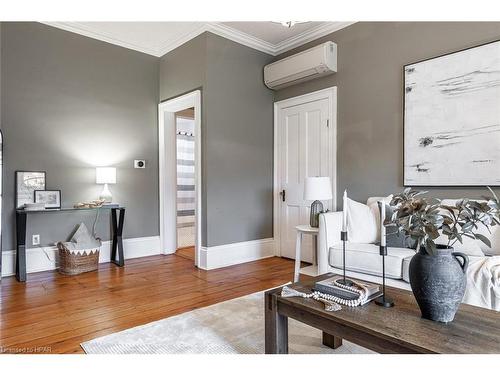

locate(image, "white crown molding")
[[41, 21, 356, 58], [41, 22, 162, 56], [205, 22, 277, 56], [156, 23, 209, 57], [273, 21, 356, 54]]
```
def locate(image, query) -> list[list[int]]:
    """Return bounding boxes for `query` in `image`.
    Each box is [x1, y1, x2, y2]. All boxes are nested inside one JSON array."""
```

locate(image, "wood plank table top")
[[265, 273, 500, 354]]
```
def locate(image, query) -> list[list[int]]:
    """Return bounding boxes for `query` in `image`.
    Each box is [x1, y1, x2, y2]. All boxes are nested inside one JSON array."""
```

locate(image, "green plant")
[[389, 188, 500, 254]]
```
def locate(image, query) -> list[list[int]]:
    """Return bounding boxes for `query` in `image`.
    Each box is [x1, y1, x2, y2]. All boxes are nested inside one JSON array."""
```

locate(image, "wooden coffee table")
[[265, 273, 500, 354]]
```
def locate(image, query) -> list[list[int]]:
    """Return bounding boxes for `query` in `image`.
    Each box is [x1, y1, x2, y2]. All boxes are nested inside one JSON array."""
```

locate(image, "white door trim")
[[273, 86, 337, 257], [158, 90, 202, 266]]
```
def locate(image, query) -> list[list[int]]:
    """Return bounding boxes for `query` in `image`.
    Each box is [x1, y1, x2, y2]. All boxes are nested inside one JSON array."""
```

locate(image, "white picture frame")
[[34, 190, 61, 209], [15, 171, 46, 209], [404, 40, 500, 186]]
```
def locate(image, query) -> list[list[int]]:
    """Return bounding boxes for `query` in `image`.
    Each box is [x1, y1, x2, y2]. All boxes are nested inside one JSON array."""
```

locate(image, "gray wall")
[[1, 22, 160, 250], [274, 22, 500, 207], [159, 32, 274, 247], [0, 23, 3, 274], [0, 22, 1, 114], [204, 33, 274, 246], [159, 33, 208, 245], [159, 33, 207, 101], [1, 24, 274, 253], [9, 22, 494, 253]]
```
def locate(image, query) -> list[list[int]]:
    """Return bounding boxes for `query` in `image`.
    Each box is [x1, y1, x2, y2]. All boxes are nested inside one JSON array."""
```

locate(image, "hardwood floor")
[[176, 246, 195, 261], [0, 254, 297, 354]]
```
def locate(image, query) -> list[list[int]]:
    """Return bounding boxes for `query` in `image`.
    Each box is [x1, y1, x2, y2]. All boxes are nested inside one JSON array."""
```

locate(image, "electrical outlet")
[[32, 234, 40, 246]]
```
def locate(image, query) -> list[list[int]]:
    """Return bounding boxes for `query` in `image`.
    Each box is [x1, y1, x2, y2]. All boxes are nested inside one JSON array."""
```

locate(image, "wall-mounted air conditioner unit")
[[264, 41, 337, 90]]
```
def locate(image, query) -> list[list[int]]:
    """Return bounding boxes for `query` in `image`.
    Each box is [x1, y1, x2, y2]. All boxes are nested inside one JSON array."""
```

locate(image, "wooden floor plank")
[[176, 246, 195, 261], [0, 254, 296, 354]]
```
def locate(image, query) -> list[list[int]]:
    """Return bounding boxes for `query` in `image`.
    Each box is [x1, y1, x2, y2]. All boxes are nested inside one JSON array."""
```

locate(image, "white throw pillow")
[[366, 195, 393, 207], [346, 197, 378, 243], [367, 195, 393, 238], [346, 195, 393, 244]]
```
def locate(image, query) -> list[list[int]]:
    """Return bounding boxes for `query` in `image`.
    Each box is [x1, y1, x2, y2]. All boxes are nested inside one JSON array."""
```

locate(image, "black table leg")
[[15, 211, 27, 282], [111, 208, 125, 267]]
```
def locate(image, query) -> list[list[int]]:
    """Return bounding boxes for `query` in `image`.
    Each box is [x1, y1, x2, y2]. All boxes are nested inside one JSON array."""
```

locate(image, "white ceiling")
[[43, 21, 354, 57]]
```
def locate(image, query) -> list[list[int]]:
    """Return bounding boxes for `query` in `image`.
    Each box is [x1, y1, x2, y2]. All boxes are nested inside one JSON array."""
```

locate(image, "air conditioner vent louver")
[[264, 41, 337, 90]]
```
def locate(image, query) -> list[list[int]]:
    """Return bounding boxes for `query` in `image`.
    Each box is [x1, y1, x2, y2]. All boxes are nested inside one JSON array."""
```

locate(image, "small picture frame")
[[16, 171, 46, 209], [34, 190, 61, 209]]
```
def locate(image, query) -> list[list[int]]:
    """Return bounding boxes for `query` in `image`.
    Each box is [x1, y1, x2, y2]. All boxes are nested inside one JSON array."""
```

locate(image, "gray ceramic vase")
[[409, 245, 469, 323]]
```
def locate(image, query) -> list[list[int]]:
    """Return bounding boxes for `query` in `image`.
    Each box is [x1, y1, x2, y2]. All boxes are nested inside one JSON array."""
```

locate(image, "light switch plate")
[[32, 234, 40, 246]]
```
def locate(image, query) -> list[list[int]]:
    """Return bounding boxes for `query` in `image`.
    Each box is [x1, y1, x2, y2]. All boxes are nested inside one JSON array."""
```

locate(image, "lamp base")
[[375, 296, 394, 308], [99, 183, 113, 203], [309, 200, 324, 227]]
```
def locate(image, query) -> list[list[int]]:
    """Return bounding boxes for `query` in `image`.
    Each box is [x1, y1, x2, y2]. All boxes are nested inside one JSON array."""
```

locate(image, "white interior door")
[[277, 96, 334, 262]]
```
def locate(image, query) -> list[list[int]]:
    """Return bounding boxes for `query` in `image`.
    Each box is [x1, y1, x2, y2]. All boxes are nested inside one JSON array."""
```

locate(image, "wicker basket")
[[57, 242, 100, 275]]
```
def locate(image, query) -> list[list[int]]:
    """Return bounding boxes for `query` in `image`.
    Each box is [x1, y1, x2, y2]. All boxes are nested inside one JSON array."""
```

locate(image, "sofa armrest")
[[318, 211, 343, 274]]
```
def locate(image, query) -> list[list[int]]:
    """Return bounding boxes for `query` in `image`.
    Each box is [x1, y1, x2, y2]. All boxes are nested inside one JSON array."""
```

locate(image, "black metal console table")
[[15, 206, 125, 282]]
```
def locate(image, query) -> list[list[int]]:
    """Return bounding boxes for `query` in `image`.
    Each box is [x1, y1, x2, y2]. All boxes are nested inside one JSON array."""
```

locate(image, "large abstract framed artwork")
[[404, 40, 500, 186]]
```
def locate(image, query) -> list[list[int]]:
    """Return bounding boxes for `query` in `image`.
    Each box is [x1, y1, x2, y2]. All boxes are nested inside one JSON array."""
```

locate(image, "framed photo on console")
[[404, 40, 500, 186], [15, 171, 46, 209], [34, 190, 61, 209]]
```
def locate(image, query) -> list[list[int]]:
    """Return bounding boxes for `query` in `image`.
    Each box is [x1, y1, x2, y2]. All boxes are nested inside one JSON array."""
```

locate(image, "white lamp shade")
[[303, 177, 332, 201], [96, 167, 116, 184]]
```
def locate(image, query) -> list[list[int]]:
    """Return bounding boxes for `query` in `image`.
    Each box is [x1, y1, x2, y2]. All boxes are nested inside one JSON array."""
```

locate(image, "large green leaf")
[[389, 188, 499, 254], [475, 233, 492, 248], [425, 238, 436, 255], [461, 221, 473, 232]]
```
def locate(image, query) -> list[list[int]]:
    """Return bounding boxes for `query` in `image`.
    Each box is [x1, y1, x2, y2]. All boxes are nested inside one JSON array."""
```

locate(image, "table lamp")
[[303, 177, 332, 228], [96, 167, 116, 203]]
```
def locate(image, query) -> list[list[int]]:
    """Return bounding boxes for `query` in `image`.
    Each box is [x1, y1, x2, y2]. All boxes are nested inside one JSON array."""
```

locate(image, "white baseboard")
[[1, 236, 161, 277], [199, 238, 275, 270]]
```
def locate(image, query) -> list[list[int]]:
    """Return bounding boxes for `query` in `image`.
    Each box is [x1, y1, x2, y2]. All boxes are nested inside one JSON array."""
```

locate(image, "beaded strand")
[[281, 280, 370, 311]]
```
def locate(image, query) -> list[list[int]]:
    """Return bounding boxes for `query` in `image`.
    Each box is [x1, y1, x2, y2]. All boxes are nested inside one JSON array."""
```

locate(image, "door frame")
[[158, 90, 202, 266], [273, 86, 337, 257]]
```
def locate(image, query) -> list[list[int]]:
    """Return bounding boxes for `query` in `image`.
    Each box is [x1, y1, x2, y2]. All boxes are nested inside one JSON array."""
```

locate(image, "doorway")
[[274, 87, 337, 262], [175, 108, 196, 260], [158, 90, 201, 266]]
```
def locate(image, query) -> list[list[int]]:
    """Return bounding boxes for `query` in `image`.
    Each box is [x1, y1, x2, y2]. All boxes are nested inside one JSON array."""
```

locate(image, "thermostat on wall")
[[134, 160, 146, 168]]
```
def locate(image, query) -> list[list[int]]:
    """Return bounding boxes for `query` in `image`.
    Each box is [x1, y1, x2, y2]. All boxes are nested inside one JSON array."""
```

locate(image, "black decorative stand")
[[337, 231, 354, 286], [375, 244, 394, 308]]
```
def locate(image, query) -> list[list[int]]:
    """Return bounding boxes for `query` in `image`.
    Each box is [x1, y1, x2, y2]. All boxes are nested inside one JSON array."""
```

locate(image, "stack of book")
[[313, 276, 383, 306]]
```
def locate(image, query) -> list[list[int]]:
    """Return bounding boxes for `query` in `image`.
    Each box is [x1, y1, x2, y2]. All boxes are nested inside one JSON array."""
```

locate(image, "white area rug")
[[81, 290, 373, 354]]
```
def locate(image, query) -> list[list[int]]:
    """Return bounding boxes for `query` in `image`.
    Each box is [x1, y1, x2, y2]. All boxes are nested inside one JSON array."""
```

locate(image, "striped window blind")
[[176, 117, 195, 248]]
